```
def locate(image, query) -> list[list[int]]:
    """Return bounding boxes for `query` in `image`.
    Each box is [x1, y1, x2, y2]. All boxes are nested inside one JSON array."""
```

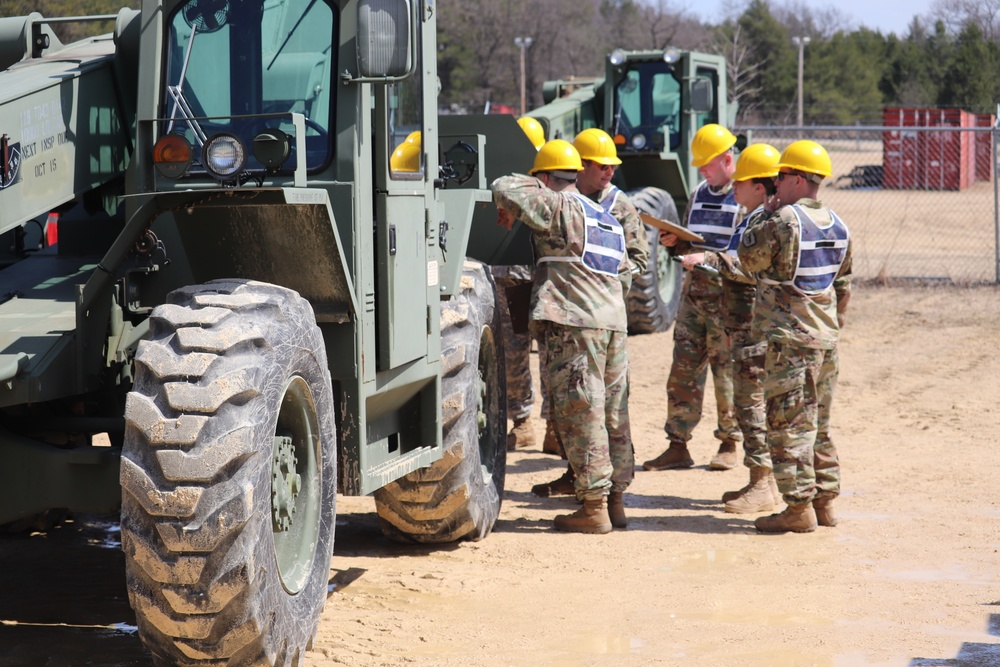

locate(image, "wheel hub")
[[271, 436, 301, 532]]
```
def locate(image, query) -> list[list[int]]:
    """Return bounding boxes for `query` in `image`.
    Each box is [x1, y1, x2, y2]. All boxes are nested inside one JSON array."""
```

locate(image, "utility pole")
[[514, 36, 533, 116], [793, 36, 810, 130]]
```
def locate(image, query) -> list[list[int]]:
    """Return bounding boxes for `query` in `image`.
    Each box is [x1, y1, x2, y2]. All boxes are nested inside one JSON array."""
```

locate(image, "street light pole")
[[514, 36, 533, 116], [793, 36, 810, 130]]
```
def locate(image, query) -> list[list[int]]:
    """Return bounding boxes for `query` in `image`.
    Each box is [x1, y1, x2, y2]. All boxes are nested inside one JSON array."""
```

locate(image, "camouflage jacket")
[[674, 179, 744, 298], [737, 198, 852, 349], [491, 174, 628, 332], [714, 204, 769, 331]]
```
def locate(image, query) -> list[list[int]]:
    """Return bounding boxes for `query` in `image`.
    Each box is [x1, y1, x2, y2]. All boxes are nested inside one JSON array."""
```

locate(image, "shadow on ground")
[[0, 513, 148, 666]]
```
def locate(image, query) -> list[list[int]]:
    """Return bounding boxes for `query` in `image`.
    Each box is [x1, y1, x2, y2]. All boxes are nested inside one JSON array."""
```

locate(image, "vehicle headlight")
[[152, 134, 193, 179], [203, 133, 247, 181], [630, 133, 648, 150]]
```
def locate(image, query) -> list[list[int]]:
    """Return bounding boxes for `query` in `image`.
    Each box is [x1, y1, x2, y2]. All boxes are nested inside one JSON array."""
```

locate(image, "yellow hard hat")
[[517, 117, 545, 150], [530, 139, 583, 175], [404, 130, 421, 145], [691, 123, 737, 167], [733, 143, 781, 182], [390, 140, 421, 172], [777, 140, 832, 179], [573, 128, 622, 165]]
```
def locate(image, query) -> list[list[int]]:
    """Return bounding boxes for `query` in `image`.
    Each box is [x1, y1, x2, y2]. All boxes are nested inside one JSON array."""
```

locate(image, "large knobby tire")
[[626, 186, 684, 334], [373, 260, 506, 543], [120, 280, 337, 667]]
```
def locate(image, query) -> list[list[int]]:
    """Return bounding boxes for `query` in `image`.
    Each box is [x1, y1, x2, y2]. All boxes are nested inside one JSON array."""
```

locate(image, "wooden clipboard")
[[639, 212, 705, 243]]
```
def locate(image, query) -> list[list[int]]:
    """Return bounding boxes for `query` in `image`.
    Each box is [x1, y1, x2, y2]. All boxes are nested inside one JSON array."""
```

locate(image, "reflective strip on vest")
[[760, 205, 849, 294], [687, 182, 740, 251], [599, 185, 622, 216], [537, 193, 626, 277]]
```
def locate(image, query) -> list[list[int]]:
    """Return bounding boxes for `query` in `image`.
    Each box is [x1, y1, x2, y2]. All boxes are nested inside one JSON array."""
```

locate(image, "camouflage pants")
[[663, 291, 740, 446], [544, 323, 633, 499], [764, 342, 841, 505], [493, 268, 549, 421], [730, 329, 769, 468]]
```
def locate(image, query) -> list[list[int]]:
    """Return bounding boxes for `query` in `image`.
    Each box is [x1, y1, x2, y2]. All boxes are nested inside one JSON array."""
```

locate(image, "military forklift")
[[0, 1, 525, 664]]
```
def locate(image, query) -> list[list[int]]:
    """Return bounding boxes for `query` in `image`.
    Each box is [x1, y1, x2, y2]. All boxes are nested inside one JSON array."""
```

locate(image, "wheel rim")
[[271, 375, 322, 594], [656, 245, 680, 303], [476, 326, 500, 482]]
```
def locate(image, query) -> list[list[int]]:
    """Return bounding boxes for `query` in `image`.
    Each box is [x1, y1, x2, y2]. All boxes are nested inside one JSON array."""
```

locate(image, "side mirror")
[[358, 0, 411, 78], [689, 78, 713, 113]]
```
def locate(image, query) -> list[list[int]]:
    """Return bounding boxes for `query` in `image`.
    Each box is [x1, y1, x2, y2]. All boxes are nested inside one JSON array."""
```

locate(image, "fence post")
[[994, 114, 999, 284]]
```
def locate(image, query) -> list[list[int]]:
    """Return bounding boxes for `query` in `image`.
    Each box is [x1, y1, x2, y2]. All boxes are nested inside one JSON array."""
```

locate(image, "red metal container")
[[974, 113, 995, 183], [882, 108, 920, 189], [883, 107, 974, 191]]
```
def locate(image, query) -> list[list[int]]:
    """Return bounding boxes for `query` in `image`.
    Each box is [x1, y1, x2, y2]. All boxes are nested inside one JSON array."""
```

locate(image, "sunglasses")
[[776, 171, 800, 182], [585, 161, 616, 172]]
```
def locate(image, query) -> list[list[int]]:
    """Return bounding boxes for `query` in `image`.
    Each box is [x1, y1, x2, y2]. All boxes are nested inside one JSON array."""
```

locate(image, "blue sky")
[[693, 0, 936, 37]]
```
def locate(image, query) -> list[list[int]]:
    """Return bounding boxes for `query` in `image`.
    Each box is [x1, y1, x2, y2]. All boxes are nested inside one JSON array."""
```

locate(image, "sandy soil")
[[307, 285, 1000, 667], [0, 285, 998, 667]]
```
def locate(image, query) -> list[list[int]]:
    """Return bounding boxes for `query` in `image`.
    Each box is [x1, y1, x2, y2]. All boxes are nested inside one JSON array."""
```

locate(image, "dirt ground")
[[1, 285, 998, 666]]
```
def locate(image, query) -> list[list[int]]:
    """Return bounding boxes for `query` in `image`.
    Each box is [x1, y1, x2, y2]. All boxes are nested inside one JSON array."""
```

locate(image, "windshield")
[[165, 0, 335, 171], [614, 61, 681, 152]]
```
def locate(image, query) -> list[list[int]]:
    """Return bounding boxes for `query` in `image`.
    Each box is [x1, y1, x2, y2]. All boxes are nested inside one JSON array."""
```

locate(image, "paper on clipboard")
[[639, 212, 705, 244]]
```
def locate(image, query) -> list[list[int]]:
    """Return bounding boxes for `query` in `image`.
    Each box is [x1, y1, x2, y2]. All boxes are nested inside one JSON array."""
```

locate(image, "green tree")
[[938, 21, 1000, 112], [806, 29, 887, 124], [736, 0, 796, 122]]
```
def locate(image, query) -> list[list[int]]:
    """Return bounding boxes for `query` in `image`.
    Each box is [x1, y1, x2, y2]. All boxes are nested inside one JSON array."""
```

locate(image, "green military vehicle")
[[0, 1, 521, 664]]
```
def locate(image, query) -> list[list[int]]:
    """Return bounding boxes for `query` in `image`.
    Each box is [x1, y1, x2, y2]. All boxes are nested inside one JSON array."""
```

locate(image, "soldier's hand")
[[681, 253, 705, 270], [659, 231, 678, 247], [764, 193, 782, 214], [497, 208, 515, 230]]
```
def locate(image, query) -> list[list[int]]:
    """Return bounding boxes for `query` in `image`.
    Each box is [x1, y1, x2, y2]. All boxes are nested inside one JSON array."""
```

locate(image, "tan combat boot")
[[769, 473, 782, 505], [531, 465, 576, 497], [642, 442, 694, 470], [709, 441, 738, 470], [813, 493, 838, 527], [541, 420, 566, 458], [506, 417, 535, 451], [608, 491, 627, 529], [724, 467, 776, 514], [554, 497, 612, 534], [754, 502, 818, 533]]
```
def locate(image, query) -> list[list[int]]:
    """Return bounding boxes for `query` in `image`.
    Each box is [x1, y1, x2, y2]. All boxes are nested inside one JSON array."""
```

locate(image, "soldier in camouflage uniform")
[[492, 139, 632, 534], [643, 124, 743, 473], [494, 116, 559, 454], [737, 140, 852, 534], [714, 144, 784, 513], [530, 129, 648, 514]]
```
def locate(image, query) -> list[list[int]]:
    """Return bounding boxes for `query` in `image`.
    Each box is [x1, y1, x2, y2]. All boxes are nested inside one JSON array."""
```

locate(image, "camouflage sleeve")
[[737, 207, 798, 277], [613, 193, 649, 274], [491, 174, 561, 234], [736, 213, 778, 273], [835, 237, 853, 326]]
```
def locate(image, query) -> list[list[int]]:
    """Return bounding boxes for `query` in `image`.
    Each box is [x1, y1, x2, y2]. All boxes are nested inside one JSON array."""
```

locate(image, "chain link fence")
[[735, 125, 1000, 284]]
